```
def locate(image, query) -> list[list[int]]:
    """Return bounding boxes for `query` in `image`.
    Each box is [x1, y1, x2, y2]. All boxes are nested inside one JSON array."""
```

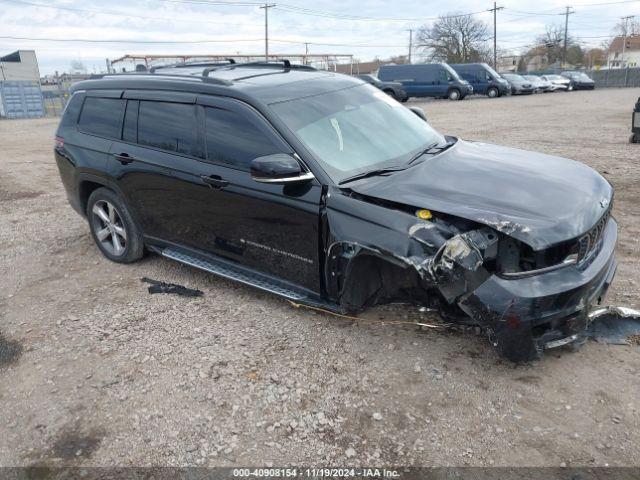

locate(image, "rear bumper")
[[459, 218, 618, 362]]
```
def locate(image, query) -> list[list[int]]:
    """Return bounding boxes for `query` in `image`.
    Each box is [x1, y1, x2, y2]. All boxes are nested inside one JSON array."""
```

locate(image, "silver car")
[[523, 75, 552, 93], [540, 74, 571, 92]]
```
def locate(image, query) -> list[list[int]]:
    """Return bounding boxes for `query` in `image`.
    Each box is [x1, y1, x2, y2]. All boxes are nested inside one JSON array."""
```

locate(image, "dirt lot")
[[1, 87, 639, 468]]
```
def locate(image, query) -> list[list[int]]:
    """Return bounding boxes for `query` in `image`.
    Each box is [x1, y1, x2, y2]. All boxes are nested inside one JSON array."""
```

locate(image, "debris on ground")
[[587, 306, 640, 345], [141, 277, 204, 297]]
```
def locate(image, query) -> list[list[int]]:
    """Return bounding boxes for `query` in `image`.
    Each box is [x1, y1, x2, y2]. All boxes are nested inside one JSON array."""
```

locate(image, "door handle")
[[201, 175, 229, 189], [114, 152, 134, 165]]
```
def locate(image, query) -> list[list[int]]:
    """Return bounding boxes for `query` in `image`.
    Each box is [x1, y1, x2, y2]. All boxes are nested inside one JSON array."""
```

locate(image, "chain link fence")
[[527, 68, 640, 88]]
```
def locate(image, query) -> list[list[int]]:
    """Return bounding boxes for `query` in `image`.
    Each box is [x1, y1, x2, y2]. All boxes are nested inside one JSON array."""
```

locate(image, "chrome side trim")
[[500, 254, 578, 279], [252, 171, 316, 184]]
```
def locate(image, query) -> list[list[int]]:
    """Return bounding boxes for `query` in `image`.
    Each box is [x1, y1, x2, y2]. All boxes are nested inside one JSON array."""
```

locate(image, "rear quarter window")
[[77, 97, 125, 139]]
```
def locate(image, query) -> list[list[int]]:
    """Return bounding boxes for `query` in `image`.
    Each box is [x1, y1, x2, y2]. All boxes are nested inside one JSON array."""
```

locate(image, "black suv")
[[55, 61, 617, 362]]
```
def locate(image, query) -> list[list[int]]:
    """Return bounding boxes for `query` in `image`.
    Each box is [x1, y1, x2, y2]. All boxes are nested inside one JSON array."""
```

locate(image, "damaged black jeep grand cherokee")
[[54, 61, 617, 362]]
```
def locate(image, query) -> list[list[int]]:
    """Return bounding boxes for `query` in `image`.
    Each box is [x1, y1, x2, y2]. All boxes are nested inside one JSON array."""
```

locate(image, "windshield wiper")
[[406, 139, 455, 166], [338, 165, 407, 185]]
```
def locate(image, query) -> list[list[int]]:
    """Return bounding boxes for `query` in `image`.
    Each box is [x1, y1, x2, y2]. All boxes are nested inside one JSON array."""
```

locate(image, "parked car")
[[523, 75, 552, 93], [54, 61, 617, 362], [561, 71, 596, 90], [540, 74, 571, 91], [355, 74, 408, 102], [378, 63, 473, 101], [450, 63, 510, 98], [501, 73, 535, 95]]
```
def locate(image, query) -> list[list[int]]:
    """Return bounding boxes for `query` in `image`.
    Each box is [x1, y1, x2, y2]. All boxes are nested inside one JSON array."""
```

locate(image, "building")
[[0, 50, 45, 119], [607, 35, 640, 68]]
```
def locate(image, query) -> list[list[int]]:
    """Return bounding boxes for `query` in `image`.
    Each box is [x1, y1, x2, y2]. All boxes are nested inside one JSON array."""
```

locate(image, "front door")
[[112, 92, 322, 293]]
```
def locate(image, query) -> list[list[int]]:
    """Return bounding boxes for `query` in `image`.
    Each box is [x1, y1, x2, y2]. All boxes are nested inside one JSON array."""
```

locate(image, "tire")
[[631, 133, 640, 144], [382, 89, 397, 100], [487, 87, 499, 98], [568, 84, 574, 91], [86, 187, 144, 263], [447, 88, 461, 101]]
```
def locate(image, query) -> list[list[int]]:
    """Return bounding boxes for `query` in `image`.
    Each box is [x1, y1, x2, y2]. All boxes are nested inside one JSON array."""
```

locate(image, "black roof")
[[72, 62, 363, 105]]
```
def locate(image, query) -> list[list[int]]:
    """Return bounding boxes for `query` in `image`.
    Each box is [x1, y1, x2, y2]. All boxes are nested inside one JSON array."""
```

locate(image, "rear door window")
[[138, 101, 201, 157], [204, 106, 281, 170], [78, 97, 125, 139]]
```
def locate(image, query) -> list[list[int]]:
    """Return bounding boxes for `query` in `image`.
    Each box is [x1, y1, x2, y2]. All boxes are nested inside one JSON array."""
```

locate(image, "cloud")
[[1, 0, 637, 74]]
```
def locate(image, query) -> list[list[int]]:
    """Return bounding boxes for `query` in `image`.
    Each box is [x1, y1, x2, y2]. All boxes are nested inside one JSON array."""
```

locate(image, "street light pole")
[[562, 6, 575, 67], [621, 15, 635, 68], [489, 3, 504, 70], [260, 3, 276, 62]]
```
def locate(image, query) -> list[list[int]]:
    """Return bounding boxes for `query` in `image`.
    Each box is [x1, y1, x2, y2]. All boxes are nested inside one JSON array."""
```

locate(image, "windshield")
[[270, 84, 446, 184], [484, 64, 501, 79], [503, 74, 524, 81], [443, 63, 462, 81]]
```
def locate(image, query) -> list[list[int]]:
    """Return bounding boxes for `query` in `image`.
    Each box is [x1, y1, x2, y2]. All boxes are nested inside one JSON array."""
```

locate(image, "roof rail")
[[149, 59, 236, 73], [86, 72, 232, 86], [231, 60, 316, 71]]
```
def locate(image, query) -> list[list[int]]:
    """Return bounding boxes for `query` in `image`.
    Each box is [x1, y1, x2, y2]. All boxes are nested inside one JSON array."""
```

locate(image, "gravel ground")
[[0, 87, 639, 468]]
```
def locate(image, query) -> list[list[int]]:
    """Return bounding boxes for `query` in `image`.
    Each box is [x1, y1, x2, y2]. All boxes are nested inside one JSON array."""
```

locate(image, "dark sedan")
[[355, 74, 408, 102], [501, 73, 535, 95], [561, 71, 596, 90]]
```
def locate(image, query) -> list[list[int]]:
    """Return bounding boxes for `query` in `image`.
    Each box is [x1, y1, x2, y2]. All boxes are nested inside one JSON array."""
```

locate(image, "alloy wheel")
[[91, 200, 127, 256]]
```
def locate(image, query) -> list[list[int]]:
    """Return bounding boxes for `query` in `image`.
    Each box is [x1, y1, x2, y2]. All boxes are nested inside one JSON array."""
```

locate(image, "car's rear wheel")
[[87, 188, 144, 263], [487, 87, 499, 98], [447, 88, 461, 101]]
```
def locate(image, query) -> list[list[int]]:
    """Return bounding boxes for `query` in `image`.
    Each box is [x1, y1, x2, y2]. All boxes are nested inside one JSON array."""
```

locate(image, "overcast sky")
[[1, 0, 638, 75]]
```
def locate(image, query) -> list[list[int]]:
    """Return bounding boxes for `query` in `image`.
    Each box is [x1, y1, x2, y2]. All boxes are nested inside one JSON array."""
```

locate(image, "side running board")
[[158, 246, 343, 313]]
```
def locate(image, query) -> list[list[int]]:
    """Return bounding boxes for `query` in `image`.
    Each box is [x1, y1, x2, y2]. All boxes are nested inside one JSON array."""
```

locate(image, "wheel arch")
[[76, 173, 126, 217], [325, 241, 426, 313]]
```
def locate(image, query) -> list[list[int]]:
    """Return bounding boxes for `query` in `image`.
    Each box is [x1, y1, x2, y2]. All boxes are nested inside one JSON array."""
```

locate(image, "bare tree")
[[533, 24, 583, 66], [417, 14, 491, 63], [613, 17, 640, 37]]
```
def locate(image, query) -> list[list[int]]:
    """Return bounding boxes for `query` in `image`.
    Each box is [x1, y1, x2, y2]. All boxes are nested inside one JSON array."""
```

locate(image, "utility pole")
[[259, 3, 276, 62], [489, 2, 504, 70], [621, 15, 635, 68], [562, 6, 575, 67], [407, 29, 413, 64]]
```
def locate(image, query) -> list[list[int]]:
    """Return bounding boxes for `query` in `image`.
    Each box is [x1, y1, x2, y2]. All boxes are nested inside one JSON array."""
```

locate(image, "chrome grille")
[[576, 207, 611, 265]]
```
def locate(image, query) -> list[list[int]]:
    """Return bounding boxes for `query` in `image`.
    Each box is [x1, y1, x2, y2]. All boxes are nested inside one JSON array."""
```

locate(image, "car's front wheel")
[[87, 188, 144, 263], [447, 88, 461, 101], [382, 89, 397, 100], [487, 87, 499, 98]]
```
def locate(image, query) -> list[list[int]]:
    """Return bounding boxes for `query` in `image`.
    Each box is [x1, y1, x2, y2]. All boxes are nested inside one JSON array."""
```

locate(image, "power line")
[[0, 0, 263, 27], [0, 35, 265, 44]]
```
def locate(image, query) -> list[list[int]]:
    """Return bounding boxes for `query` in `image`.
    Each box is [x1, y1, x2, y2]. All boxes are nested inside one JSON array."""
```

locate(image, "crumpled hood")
[[347, 140, 612, 250]]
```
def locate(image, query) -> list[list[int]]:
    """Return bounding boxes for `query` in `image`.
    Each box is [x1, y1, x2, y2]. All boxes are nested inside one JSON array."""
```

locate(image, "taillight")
[[54, 136, 64, 149]]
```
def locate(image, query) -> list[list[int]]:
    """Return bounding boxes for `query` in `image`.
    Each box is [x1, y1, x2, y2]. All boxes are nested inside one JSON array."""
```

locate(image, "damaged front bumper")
[[458, 219, 618, 362]]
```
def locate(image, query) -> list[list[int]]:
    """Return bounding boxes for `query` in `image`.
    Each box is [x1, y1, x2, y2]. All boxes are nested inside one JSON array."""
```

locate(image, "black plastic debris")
[[141, 277, 204, 297], [587, 306, 640, 345]]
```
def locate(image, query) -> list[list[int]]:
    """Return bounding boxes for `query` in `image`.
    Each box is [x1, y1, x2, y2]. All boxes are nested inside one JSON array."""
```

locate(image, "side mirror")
[[408, 106, 427, 122], [250, 154, 315, 184]]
